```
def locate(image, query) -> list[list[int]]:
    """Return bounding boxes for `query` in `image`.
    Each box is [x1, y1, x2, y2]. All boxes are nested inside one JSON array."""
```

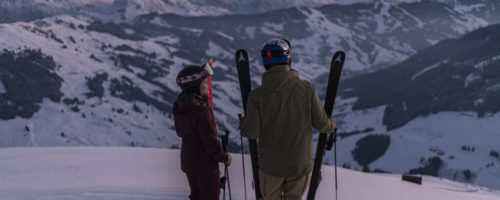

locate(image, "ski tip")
[[208, 58, 214, 67], [332, 51, 346, 64], [333, 51, 345, 58], [235, 49, 249, 63], [334, 50, 345, 55], [201, 58, 214, 67]]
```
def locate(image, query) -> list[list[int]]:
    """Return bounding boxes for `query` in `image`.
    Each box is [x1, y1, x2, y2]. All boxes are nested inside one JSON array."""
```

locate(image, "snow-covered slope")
[[0, 0, 490, 149], [329, 100, 500, 190], [0, 0, 109, 23], [327, 22, 500, 190], [0, 1, 492, 74], [138, 0, 487, 75], [173, 0, 348, 15], [119, 0, 500, 20], [0, 15, 182, 148], [137, 0, 500, 22], [1, 147, 500, 200], [105, 0, 231, 21], [2, 0, 498, 25], [1, 0, 500, 193]]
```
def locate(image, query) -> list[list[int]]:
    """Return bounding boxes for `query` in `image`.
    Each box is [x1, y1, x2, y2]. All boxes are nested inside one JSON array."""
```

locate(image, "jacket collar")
[[261, 65, 299, 91]]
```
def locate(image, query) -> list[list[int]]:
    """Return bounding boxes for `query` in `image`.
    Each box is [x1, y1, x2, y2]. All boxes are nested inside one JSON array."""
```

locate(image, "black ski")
[[235, 49, 262, 199], [307, 51, 345, 200]]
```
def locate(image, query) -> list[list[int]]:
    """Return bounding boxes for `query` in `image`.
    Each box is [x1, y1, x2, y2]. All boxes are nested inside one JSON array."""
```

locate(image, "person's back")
[[245, 64, 333, 176], [172, 65, 231, 200], [241, 39, 336, 200]]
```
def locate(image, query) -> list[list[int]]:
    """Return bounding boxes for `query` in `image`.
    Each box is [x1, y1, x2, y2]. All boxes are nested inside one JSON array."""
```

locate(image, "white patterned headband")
[[176, 64, 214, 85]]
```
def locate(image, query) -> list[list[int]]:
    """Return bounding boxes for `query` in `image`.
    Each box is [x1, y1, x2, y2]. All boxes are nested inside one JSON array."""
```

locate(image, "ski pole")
[[223, 130, 232, 200], [221, 132, 228, 200], [326, 128, 339, 200], [238, 114, 248, 200], [334, 129, 338, 200], [226, 166, 232, 200], [222, 137, 227, 200], [222, 175, 227, 200]]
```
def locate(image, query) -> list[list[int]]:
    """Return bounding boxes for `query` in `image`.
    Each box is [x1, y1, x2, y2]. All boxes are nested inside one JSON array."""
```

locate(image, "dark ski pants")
[[186, 170, 221, 200], [259, 170, 311, 200]]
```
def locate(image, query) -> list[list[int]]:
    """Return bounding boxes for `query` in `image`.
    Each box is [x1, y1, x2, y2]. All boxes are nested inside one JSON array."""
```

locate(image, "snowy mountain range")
[[2, 0, 499, 22], [0, 0, 109, 23], [137, 0, 490, 75], [1, 0, 500, 192], [0, 15, 180, 148], [328, 23, 500, 190]]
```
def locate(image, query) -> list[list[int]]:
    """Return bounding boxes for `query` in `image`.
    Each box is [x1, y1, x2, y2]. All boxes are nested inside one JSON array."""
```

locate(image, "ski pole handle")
[[221, 135, 227, 152], [326, 128, 337, 151], [238, 114, 243, 130], [223, 130, 230, 152], [333, 128, 337, 143]]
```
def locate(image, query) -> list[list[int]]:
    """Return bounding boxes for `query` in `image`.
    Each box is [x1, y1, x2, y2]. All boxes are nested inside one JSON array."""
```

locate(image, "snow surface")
[[327, 96, 500, 190], [294, 7, 407, 73], [1, 147, 500, 200], [464, 73, 482, 87], [0, 16, 181, 148], [134, 0, 482, 16], [106, 0, 231, 21], [412, 59, 450, 80], [0, 0, 499, 195], [474, 55, 500, 70], [0, 0, 105, 10]]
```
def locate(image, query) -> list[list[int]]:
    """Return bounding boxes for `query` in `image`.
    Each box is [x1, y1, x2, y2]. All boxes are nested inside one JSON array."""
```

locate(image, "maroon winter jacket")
[[172, 96, 228, 177]]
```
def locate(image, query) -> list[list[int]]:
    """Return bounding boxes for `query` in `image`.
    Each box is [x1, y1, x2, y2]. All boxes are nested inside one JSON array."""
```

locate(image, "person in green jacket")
[[241, 39, 336, 200]]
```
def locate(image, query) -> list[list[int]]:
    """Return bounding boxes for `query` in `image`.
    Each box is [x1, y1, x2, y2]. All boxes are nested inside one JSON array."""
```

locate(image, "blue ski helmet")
[[261, 39, 291, 69]]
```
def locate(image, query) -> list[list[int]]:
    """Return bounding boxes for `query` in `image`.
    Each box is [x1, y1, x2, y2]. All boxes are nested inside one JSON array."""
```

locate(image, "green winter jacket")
[[241, 65, 336, 177]]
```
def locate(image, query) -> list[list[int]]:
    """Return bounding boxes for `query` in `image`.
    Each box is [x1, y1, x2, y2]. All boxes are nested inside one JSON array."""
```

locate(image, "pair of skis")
[[235, 49, 345, 200], [208, 54, 250, 200], [203, 59, 232, 200], [235, 50, 260, 200], [307, 52, 345, 200]]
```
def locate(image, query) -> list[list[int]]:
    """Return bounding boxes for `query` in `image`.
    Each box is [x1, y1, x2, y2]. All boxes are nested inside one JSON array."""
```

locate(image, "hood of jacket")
[[172, 95, 203, 137], [261, 65, 300, 92]]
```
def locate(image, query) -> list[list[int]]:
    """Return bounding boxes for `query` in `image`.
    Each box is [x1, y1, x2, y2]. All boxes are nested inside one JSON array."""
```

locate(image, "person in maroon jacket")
[[172, 64, 232, 200]]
